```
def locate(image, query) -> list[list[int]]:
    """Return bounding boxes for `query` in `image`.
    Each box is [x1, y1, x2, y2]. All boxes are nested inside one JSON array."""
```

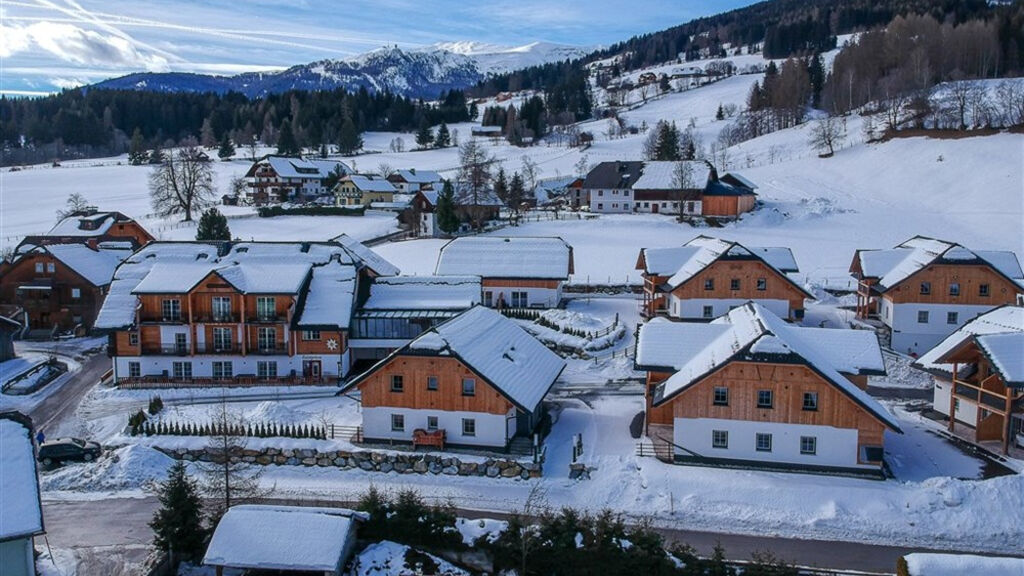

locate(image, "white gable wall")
[[883, 300, 999, 355], [668, 296, 790, 321], [932, 378, 979, 426], [483, 284, 562, 308], [362, 406, 514, 449], [588, 189, 633, 213]]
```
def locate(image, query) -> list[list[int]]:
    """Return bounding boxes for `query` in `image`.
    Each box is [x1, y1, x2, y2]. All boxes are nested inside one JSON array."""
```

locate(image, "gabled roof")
[[26, 243, 130, 287], [294, 262, 356, 330], [853, 236, 1023, 292], [638, 236, 808, 296], [345, 306, 565, 412], [333, 234, 401, 277], [582, 161, 644, 190], [362, 276, 481, 311], [703, 179, 756, 197], [391, 169, 442, 184], [632, 161, 712, 191], [435, 236, 573, 280], [636, 303, 898, 431], [204, 505, 365, 572], [915, 305, 1024, 377], [0, 412, 44, 542], [974, 333, 1024, 388], [258, 156, 348, 180], [45, 210, 136, 237], [721, 172, 758, 190], [339, 174, 397, 193]]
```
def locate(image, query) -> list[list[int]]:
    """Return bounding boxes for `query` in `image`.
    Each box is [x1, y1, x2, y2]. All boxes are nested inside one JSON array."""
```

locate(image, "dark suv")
[[38, 438, 102, 466]]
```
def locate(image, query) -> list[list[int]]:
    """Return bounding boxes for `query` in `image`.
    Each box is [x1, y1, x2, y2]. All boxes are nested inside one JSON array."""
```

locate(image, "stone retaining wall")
[[155, 445, 541, 480]]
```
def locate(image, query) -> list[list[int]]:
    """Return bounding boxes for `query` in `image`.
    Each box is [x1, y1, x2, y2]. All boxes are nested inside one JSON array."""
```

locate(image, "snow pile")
[[903, 552, 1024, 576], [350, 541, 469, 576], [247, 401, 311, 424], [455, 517, 507, 546], [41, 444, 174, 493], [871, 351, 934, 390]]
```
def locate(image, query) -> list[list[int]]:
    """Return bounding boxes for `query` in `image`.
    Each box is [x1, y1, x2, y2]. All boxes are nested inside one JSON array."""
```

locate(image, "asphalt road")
[[42, 496, 1022, 574], [28, 353, 109, 434]]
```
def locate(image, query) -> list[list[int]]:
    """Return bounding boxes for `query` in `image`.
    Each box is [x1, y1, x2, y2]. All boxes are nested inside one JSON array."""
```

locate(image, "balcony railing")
[[248, 314, 287, 323], [150, 345, 191, 356], [195, 314, 239, 323], [251, 343, 287, 355]]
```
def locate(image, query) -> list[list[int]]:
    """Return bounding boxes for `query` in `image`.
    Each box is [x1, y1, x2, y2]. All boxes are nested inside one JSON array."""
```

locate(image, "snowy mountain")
[[89, 42, 588, 99]]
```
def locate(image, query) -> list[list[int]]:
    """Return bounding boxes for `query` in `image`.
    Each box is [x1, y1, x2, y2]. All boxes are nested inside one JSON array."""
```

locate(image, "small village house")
[[635, 302, 897, 474], [333, 174, 397, 207], [636, 236, 810, 321], [435, 237, 573, 308], [533, 176, 584, 208], [0, 243, 131, 336], [411, 189, 441, 237], [850, 236, 1023, 355], [244, 156, 349, 205], [387, 169, 443, 194], [342, 306, 565, 450], [16, 209, 153, 253], [204, 505, 366, 576], [914, 305, 1023, 454], [0, 411, 45, 576], [95, 237, 399, 387]]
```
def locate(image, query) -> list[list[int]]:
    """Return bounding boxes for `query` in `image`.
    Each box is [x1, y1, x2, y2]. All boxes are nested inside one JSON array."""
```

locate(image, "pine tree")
[[217, 133, 235, 161], [150, 461, 205, 568], [196, 207, 231, 241], [415, 118, 433, 149], [435, 180, 460, 235], [493, 168, 509, 206], [338, 117, 362, 155], [276, 118, 300, 156], [508, 172, 525, 216], [716, 103, 725, 121], [434, 122, 451, 148], [149, 142, 164, 164], [128, 128, 148, 165], [468, 101, 479, 121]]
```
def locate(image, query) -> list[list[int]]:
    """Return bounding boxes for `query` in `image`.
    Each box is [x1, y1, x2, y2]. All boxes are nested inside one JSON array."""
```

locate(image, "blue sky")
[[0, 0, 755, 95]]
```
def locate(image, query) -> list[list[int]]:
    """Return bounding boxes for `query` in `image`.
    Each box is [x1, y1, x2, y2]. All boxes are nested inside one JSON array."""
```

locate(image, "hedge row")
[[256, 205, 365, 217]]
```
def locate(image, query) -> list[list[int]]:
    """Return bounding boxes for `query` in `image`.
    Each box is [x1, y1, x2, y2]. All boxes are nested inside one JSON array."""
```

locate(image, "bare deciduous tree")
[[56, 192, 91, 220], [672, 161, 695, 222], [149, 143, 215, 222], [198, 402, 272, 523], [809, 116, 844, 157]]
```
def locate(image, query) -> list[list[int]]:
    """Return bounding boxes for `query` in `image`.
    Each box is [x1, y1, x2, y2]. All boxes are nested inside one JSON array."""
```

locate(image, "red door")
[[651, 203, 659, 214]]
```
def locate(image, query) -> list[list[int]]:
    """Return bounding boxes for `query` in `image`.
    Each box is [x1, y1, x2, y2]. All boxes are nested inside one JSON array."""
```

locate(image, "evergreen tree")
[[716, 103, 725, 120], [196, 207, 231, 241], [149, 142, 164, 164], [217, 133, 235, 161], [415, 118, 433, 149], [434, 122, 451, 148], [338, 117, 362, 155], [128, 128, 148, 165], [508, 172, 526, 216], [276, 118, 300, 156], [492, 168, 509, 206], [808, 52, 825, 108], [468, 101, 479, 121], [435, 180, 460, 235], [149, 461, 205, 568]]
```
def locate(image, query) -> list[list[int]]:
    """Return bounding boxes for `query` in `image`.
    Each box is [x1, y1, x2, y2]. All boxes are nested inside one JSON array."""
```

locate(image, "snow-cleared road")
[[28, 353, 109, 436]]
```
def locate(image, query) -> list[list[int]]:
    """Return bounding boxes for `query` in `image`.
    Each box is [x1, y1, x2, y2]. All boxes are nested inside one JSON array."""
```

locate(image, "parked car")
[[37, 438, 102, 466]]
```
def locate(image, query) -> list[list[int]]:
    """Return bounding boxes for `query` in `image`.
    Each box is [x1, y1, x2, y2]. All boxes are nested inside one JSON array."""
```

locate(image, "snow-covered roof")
[[204, 505, 364, 572], [45, 211, 130, 237], [721, 172, 758, 190], [855, 236, 1023, 291], [33, 243, 130, 287], [976, 333, 1024, 387], [97, 239, 393, 330], [639, 236, 805, 295], [393, 169, 442, 184], [636, 303, 898, 430], [0, 414, 44, 541], [342, 174, 397, 193], [351, 306, 565, 412], [632, 161, 712, 191], [362, 276, 481, 311], [436, 237, 572, 280], [915, 306, 1024, 375], [453, 183, 504, 206], [262, 156, 348, 180]]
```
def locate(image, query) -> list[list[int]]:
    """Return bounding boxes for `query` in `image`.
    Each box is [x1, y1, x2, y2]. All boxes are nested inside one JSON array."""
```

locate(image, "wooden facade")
[[940, 338, 1023, 454], [0, 251, 106, 334], [481, 278, 561, 289], [647, 361, 888, 465], [701, 194, 755, 219], [18, 212, 153, 252], [357, 355, 513, 416]]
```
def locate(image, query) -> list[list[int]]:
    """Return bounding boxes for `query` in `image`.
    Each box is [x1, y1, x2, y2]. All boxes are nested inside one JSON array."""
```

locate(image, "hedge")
[[256, 205, 365, 217]]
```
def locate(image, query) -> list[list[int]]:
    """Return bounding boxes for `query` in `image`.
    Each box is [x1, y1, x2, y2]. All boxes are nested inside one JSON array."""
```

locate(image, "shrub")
[[128, 410, 148, 435], [356, 487, 465, 551], [148, 395, 164, 415], [256, 205, 365, 218]]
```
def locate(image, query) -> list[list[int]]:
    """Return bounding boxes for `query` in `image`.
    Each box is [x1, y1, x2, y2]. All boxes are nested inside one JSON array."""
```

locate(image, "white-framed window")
[[979, 284, 990, 297], [391, 375, 404, 392], [756, 433, 773, 452], [71, 288, 81, 299], [172, 361, 192, 379], [483, 291, 494, 307], [730, 278, 740, 291], [800, 436, 817, 455], [704, 278, 714, 291], [35, 262, 44, 274], [128, 361, 141, 378], [175, 333, 188, 353], [462, 418, 476, 437], [949, 283, 960, 296], [920, 282, 931, 295], [302, 330, 321, 341], [917, 311, 929, 324], [757, 389, 773, 409], [257, 327, 276, 351], [427, 376, 438, 391], [702, 305, 714, 318], [213, 327, 232, 351], [802, 392, 818, 411], [947, 312, 958, 325], [391, 414, 405, 432], [713, 386, 729, 406], [756, 278, 767, 291], [712, 429, 728, 449], [162, 299, 181, 321], [427, 416, 439, 431], [128, 332, 139, 346], [462, 378, 475, 396], [211, 297, 232, 321], [256, 296, 276, 320], [47, 262, 56, 273], [212, 361, 232, 379], [257, 361, 277, 378], [511, 291, 528, 308]]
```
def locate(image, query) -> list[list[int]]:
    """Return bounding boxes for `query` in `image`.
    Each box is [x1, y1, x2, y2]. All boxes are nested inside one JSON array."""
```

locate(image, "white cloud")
[[0, 21, 170, 71]]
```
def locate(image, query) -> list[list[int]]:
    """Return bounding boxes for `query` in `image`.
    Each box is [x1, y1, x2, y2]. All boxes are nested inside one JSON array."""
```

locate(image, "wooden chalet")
[[342, 306, 565, 451], [435, 237, 574, 309], [387, 169, 443, 194], [0, 244, 130, 336], [333, 174, 397, 207], [851, 236, 1023, 355], [636, 236, 810, 321], [244, 156, 349, 205], [636, 302, 896, 475], [95, 238, 399, 388], [16, 209, 153, 253], [915, 305, 1024, 454]]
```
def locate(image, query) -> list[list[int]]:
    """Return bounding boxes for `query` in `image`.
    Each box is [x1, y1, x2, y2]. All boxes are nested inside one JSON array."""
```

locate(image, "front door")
[[303, 360, 322, 380], [651, 203, 659, 214]]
